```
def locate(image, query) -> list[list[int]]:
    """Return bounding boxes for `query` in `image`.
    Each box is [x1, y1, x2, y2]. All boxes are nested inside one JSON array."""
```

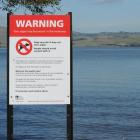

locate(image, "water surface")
[[1, 47, 140, 140]]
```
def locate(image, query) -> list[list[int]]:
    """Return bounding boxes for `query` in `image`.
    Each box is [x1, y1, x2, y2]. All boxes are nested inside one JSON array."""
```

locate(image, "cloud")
[[95, 0, 124, 4]]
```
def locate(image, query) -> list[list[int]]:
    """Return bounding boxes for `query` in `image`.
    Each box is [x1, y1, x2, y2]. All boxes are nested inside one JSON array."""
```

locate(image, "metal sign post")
[[7, 13, 14, 140], [7, 12, 73, 140], [67, 12, 73, 140]]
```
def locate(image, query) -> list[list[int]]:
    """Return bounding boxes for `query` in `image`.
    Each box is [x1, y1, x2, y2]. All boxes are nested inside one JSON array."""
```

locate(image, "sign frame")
[[9, 14, 71, 105], [7, 12, 73, 140]]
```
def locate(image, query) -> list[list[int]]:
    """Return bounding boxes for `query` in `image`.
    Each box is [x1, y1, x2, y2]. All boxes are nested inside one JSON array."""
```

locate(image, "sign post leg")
[[67, 12, 73, 140], [67, 104, 73, 140], [7, 13, 14, 140], [7, 105, 13, 140]]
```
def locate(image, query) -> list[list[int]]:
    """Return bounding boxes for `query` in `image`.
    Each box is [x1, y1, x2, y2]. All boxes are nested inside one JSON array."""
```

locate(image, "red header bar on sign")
[[10, 15, 70, 37]]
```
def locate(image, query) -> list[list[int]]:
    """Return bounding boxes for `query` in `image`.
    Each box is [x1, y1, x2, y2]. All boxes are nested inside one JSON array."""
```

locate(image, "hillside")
[[73, 32, 140, 47], [1, 26, 140, 47], [0, 27, 6, 47]]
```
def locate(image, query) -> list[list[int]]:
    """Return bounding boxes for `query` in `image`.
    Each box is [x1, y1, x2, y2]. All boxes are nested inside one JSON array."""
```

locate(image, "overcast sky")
[[0, 0, 140, 33]]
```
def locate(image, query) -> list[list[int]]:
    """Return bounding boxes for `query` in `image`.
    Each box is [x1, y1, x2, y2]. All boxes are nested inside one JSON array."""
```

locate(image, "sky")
[[0, 0, 140, 33]]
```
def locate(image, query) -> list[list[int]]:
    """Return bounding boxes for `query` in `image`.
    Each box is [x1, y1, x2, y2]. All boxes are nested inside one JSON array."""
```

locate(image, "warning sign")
[[8, 14, 71, 105], [16, 38, 32, 55]]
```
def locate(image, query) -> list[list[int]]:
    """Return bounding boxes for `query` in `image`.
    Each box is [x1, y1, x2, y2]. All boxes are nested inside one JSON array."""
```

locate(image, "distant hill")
[[1, 26, 140, 47], [0, 27, 7, 47], [73, 31, 140, 47]]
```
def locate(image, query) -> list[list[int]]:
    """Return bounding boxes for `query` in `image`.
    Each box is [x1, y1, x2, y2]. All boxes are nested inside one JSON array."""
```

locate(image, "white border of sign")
[[8, 14, 72, 105]]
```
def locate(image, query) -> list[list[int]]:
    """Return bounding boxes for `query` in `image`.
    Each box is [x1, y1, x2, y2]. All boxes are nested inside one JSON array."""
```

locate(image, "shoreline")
[[1, 27, 140, 48]]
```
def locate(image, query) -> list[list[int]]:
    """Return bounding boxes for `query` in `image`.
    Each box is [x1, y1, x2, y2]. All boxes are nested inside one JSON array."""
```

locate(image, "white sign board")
[[9, 15, 71, 105]]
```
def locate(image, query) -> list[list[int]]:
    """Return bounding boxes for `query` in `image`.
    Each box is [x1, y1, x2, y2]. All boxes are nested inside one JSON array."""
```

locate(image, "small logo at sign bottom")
[[15, 95, 24, 100]]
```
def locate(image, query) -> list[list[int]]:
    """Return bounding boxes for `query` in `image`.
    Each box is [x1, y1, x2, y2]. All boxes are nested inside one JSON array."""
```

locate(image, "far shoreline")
[[1, 26, 140, 48]]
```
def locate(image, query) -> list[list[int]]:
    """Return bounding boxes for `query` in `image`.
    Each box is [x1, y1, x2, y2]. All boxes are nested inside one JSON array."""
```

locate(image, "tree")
[[0, 0, 61, 14]]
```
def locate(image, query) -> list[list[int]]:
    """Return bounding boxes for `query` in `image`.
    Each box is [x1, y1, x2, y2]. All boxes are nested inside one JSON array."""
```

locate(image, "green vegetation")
[[0, 0, 61, 14], [73, 32, 140, 47], [0, 27, 6, 47]]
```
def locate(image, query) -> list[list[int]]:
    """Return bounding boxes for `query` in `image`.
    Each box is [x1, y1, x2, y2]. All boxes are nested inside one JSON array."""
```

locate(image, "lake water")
[[1, 47, 140, 140]]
